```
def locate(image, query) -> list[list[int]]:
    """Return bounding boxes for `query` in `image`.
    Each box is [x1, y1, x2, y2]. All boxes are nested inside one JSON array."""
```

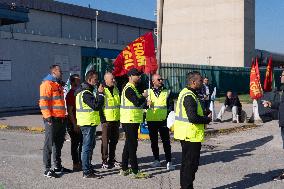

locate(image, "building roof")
[[0, 0, 156, 29], [0, 3, 29, 25], [255, 49, 284, 67]]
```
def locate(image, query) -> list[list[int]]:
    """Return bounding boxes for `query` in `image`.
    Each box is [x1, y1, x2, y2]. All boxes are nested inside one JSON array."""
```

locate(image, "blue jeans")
[[80, 126, 97, 174]]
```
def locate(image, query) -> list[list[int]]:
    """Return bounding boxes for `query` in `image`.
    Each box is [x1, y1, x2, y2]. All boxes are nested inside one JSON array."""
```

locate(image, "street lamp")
[[95, 10, 99, 49]]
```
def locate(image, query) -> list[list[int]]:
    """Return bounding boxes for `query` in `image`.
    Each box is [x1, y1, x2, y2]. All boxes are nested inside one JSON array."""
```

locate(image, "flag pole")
[[148, 73, 151, 108]]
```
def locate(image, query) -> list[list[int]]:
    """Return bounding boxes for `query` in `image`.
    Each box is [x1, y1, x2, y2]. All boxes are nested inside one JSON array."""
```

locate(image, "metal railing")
[[160, 63, 283, 96]]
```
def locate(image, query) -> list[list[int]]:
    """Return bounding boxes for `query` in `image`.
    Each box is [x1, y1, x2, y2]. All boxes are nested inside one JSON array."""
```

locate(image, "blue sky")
[[59, 0, 284, 54]]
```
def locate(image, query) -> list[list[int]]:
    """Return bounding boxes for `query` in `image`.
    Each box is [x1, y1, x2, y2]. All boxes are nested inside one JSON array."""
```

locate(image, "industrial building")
[[0, 0, 155, 110], [160, 0, 255, 67], [159, 0, 284, 67]]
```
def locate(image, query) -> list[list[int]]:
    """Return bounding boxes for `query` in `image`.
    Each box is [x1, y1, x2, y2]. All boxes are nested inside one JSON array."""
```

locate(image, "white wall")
[[161, 0, 255, 67]]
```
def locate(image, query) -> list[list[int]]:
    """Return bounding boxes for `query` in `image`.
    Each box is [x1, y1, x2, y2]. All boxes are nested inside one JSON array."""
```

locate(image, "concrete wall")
[[96, 21, 118, 44], [117, 25, 140, 45], [244, 0, 255, 67], [161, 0, 255, 67], [0, 38, 81, 109], [0, 9, 153, 46], [62, 15, 92, 40], [0, 6, 154, 109], [27, 10, 61, 37]]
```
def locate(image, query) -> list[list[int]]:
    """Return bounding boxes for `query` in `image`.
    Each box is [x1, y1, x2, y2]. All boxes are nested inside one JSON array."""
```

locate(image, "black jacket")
[[75, 82, 105, 118], [125, 85, 147, 108], [183, 87, 211, 124], [270, 85, 284, 127], [224, 95, 242, 108], [198, 84, 214, 101]]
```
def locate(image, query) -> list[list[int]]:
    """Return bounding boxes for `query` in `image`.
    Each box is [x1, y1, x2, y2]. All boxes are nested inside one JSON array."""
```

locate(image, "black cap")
[[127, 68, 142, 76]]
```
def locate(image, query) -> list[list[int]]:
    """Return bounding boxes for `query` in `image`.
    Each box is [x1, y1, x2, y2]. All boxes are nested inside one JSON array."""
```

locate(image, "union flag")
[[249, 58, 263, 99], [112, 32, 158, 76]]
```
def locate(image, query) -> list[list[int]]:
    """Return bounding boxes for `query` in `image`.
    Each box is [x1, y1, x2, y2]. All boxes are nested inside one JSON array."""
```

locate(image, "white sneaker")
[[150, 160, 161, 167], [166, 162, 175, 171]]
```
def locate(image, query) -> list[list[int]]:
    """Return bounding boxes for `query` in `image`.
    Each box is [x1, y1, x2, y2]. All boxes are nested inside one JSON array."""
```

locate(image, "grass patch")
[[215, 94, 252, 104]]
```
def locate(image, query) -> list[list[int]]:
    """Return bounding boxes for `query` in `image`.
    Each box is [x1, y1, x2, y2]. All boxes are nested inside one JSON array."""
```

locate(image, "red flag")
[[263, 56, 273, 92], [255, 57, 264, 95], [250, 58, 263, 99], [112, 32, 158, 76]]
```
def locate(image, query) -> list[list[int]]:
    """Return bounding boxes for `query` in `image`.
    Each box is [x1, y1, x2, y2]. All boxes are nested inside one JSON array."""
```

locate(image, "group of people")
[[198, 77, 243, 123], [39, 65, 174, 180], [39, 64, 284, 188]]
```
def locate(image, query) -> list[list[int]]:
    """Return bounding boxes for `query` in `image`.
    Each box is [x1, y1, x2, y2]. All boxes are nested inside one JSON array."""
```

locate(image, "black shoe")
[[83, 172, 102, 179], [102, 161, 109, 169], [215, 118, 222, 122], [54, 166, 73, 174], [108, 160, 121, 168], [273, 173, 284, 181], [44, 170, 59, 178], [232, 120, 237, 123]]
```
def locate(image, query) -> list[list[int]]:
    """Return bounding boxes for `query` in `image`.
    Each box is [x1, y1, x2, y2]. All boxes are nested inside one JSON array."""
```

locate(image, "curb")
[[205, 123, 262, 137], [0, 124, 45, 132], [0, 124, 104, 136], [0, 123, 262, 140]]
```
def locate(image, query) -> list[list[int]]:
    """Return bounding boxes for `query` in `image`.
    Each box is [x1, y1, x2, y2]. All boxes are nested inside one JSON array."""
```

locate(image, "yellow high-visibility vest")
[[104, 86, 120, 121], [120, 82, 144, 123], [76, 90, 100, 126], [174, 88, 205, 142], [146, 89, 169, 121]]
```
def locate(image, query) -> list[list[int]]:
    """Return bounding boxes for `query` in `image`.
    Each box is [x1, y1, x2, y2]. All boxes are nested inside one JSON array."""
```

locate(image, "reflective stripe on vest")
[[76, 90, 100, 126], [39, 80, 66, 118], [39, 96, 64, 100], [146, 89, 169, 122], [174, 91, 197, 122], [174, 88, 205, 142], [40, 106, 66, 110], [104, 87, 120, 121], [120, 83, 144, 123]]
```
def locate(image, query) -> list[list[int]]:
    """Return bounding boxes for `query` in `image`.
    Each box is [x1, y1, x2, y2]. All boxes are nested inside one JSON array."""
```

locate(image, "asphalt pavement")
[[1, 120, 284, 189]]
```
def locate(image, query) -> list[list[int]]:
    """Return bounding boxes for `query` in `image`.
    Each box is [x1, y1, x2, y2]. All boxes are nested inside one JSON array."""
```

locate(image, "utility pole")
[[95, 10, 99, 49], [157, 0, 164, 73]]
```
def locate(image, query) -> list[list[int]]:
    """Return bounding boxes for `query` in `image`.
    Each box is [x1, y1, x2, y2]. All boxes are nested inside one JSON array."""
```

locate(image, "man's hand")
[[204, 95, 209, 101], [147, 100, 153, 107], [142, 90, 148, 98], [207, 112, 212, 121], [262, 100, 272, 108], [98, 84, 104, 93]]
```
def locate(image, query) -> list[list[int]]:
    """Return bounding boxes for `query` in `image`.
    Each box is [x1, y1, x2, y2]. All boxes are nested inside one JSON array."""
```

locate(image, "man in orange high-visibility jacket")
[[39, 65, 72, 178]]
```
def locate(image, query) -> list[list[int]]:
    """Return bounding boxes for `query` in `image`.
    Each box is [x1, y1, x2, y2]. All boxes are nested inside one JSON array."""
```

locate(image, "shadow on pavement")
[[102, 135, 273, 178], [200, 135, 273, 166], [212, 169, 283, 189]]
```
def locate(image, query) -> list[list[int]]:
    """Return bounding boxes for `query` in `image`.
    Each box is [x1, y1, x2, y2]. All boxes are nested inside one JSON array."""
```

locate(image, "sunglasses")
[[157, 78, 163, 81]]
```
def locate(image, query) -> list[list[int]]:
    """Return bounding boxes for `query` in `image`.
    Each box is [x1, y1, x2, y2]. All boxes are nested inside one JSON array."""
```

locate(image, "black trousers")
[[67, 124, 83, 164], [121, 123, 139, 173], [43, 117, 66, 170], [147, 121, 172, 162], [180, 141, 201, 189], [101, 121, 120, 162]]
